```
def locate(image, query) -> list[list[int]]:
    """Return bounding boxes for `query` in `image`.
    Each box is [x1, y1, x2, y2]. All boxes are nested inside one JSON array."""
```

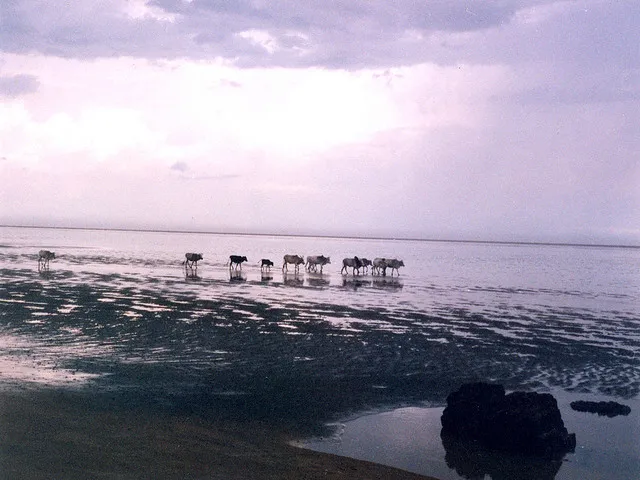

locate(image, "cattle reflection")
[[260, 272, 273, 282], [38, 270, 54, 280], [307, 274, 330, 288], [229, 270, 247, 283], [441, 433, 564, 480], [184, 270, 201, 281], [282, 273, 304, 287], [372, 276, 403, 291], [341, 277, 370, 290]]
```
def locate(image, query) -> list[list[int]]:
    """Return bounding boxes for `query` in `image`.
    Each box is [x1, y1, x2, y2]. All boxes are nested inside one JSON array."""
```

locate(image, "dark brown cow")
[[229, 255, 248, 270], [341, 256, 362, 275]]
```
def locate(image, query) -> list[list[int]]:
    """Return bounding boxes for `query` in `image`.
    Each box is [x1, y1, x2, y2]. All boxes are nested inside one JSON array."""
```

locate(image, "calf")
[[283, 254, 305, 273], [38, 250, 55, 270], [229, 255, 248, 270], [305, 255, 331, 273], [184, 252, 203, 270], [260, 258, 274, 271], [341, 256, 362, 275]]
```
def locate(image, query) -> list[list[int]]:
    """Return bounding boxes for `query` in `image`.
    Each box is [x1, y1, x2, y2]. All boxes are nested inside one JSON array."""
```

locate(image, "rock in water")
[[441, 383, 576, 458], [570, 400, 631, 417]]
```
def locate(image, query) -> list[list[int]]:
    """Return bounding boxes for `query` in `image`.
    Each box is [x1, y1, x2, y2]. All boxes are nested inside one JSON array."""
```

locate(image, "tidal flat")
[[1, 227, 638, 478]]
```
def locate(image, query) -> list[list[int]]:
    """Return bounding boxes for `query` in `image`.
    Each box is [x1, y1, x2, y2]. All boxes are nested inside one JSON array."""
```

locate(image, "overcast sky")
[[0, 0, 638, 244]]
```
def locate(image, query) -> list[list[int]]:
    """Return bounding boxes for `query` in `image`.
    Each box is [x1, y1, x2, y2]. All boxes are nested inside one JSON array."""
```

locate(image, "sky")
[[0, 0, 638, 245]]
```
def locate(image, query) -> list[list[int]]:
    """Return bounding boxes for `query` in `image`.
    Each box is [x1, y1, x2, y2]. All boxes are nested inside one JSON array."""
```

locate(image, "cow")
[[386, 258, 405, 276], [260, 258, 274, 271], [372, 258, 387, 276], [341, 256, 362, 275], [305, 255, 331, 273], [283, 254, 305, 273], [38, 250, 55, 270], [184, 252, 203, 270], [229, 255, 248, 270], [360, 257, 372, 274]]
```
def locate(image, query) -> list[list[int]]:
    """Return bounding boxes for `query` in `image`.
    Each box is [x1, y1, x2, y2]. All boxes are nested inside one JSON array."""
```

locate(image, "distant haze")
[[0, 1, 638, 245]]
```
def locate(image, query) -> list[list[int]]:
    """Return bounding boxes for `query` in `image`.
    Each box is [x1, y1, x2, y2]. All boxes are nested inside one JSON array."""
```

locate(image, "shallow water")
[[299, 392, 640, 480], [1, 226, 639, 478]]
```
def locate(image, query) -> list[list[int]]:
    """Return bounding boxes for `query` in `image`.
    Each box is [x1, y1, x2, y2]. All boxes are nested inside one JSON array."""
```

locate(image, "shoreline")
[[3, 224, 638, 249], [0, 388, 438, 480]]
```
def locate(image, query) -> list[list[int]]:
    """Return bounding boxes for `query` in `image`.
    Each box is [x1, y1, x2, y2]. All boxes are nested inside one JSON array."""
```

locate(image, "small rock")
[[570, 400, 631, 417]]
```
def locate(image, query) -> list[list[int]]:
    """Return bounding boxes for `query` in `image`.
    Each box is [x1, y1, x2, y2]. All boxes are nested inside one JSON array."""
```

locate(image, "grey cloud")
[[1, 1, 638, 76], [502, 63, 640, 106], [170, 161, 189, 172], [0, 73, 39, 97], [175, 0, 519, 33], [0, 1, 556, 66], [513, 84, 640, 106]]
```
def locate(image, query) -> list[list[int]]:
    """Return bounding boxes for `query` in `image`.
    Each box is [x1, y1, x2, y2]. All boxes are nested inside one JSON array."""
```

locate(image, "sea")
[[1, 226, 639, 479]]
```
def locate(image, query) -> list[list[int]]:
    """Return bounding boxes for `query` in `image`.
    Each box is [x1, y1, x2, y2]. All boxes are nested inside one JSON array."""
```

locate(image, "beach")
[[1, 227, 638, 479], [0, 388, 435, 480]]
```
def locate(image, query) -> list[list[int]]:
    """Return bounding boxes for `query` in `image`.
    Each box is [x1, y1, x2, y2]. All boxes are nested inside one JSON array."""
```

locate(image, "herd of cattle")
[[37, 249, 405, 276], [188, 253, 405, 276]]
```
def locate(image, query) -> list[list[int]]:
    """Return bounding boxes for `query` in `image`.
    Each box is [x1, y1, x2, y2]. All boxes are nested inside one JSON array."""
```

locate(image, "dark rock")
[[570, 400, 631, 417], [441, 382, 576, 458], [442, 433, 564, 480]]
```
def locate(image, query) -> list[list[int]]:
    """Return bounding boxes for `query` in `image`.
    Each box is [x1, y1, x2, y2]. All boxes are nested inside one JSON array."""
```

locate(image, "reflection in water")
[[338, 276, 403, 291], [260, 272, 273, 282], [282, 273, 304, 287], [441, 433, 565, 480], [38, 270, 54, 280], [307, 274, 330, 288], [229, 270, 247, 283], [184, 270, 200, 280], [372, 277, 403, 291], [341, 277, 370, 290]]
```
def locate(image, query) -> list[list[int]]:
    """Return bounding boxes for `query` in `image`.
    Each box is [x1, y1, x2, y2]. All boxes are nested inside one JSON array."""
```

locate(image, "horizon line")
[[1, 224, 639, 250]]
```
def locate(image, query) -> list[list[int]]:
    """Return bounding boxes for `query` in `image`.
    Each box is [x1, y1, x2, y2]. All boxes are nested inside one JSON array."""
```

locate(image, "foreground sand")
[[0, 390, 438, 480]]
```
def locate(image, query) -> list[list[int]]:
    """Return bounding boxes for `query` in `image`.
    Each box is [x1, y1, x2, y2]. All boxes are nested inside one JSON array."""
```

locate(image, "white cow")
[[184, 252, 203, 270], [283, 254, 305, 273], [305, 255, 331, 273], [386, 258, 405, 276], [38, 250, 55, 270], [372, 258, 387, 276]]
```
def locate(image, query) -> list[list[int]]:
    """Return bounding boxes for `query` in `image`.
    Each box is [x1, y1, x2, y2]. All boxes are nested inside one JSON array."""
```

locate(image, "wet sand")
[[0, 389, 437, 480]]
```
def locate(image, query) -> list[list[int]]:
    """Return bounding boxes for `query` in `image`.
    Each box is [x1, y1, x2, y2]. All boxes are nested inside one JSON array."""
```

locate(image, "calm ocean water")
[[1, 226, 639, 479]]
